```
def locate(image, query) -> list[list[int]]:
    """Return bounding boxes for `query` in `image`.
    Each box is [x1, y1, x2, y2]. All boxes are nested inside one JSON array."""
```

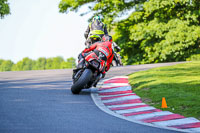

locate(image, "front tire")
[[71, 69, 93, 94]]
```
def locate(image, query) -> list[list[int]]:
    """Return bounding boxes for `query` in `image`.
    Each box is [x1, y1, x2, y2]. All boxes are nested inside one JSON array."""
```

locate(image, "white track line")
[[99, 93, 135, 97], [184, 127, 200, 132], [128, 111, 173, 120], [107, 103, 146, 108], [100, 83, 129, 88], [102, 95, 140, 103], [116, 106, 156, 114], [99, 86, 131, 92], [152, 117, 200, 127], [107, 76, 128, 79]]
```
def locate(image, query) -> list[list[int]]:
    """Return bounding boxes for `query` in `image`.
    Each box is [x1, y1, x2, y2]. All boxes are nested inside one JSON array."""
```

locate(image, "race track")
[[0, 62, 183, 133]]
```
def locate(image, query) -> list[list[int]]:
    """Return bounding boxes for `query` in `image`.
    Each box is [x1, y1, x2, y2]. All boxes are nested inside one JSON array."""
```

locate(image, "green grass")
[[128, 61, 200, 120]]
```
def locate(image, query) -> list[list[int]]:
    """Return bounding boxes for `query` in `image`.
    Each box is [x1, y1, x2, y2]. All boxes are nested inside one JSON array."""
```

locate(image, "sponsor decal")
[[99, 48, 108, 57]]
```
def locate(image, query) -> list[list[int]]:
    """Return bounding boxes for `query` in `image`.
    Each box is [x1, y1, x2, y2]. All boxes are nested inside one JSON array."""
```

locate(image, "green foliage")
[[0, 57, 76, 72], [0, 59, 13, 71], [12, 57, 36, 71], [0, 59, 3, 65], [114, 0, 200, 64], [52, 56, 64, 69], [59, 0, 200, 64], [67, 57, 76, 68], [187, 54, 200, 61], [45, 56, 64, 69], [0, 0, 10, 19], [59, 0, 146, 30], [32, 57, 46, 70], [60, 57, 76, 69], [45, 58, 53, 70]]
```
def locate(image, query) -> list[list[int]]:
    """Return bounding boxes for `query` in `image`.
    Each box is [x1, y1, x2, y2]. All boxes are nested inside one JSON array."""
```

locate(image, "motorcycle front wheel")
[[71, 69, 93, 94]]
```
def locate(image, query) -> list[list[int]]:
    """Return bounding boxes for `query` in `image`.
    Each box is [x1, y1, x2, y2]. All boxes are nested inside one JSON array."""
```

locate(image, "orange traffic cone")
[[161, 97, 168, 108]]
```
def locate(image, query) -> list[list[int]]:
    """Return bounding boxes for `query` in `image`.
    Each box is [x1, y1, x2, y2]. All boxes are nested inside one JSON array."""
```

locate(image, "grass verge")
[[128, 61, 200, 120]]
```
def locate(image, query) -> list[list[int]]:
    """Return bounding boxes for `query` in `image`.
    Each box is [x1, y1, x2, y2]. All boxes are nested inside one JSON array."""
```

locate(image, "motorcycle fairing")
[[85, 52, 99, 62], [85, 52, 105, 72]]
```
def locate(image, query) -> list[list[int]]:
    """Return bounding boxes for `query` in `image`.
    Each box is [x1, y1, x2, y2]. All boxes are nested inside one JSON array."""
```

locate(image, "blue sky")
[[0, 0, 92, 63]]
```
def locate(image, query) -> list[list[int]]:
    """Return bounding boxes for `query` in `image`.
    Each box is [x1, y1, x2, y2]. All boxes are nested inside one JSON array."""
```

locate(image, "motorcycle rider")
[[84, 15, 108, 47], [78, 35, 114, 86]]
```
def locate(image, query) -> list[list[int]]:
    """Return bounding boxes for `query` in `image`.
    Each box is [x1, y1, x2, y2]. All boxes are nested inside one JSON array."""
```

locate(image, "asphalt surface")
[[0, 62, 184, 133]]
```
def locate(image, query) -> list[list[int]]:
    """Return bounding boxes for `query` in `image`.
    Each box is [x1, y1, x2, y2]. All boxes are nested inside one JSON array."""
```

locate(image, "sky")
[[0, 0, 92, 63]]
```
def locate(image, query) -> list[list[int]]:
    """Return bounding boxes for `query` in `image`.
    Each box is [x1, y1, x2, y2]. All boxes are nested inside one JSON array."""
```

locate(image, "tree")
[[66, 57, 76, 68], [45, 58, 53, 69], [114, 0, 200, 64], [0, 59, 13, 71], [59, 0, 147, 29], [59, 0, 200, 64], [12, 57, 35, 71], [0, 0, 10, 19], [33, 57, 47, 70], [52, 56, 64, 69], [45, 56, 64, 69], [60, 62, 71, 69], [0, 56, 76, 72], [0, 59, 4, 65], [60, 57, 76, 69]]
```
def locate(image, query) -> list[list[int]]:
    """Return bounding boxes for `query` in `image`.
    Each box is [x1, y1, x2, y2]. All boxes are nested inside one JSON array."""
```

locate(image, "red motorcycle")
[[71, 52, 105, 94]]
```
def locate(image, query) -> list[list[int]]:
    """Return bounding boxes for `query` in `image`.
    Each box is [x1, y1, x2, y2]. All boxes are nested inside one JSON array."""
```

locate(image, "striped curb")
[[91, 76, 200, 133]]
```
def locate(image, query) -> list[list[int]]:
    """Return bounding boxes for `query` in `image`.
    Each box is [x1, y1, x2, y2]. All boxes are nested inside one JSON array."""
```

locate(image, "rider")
[[79, 35, 114, 86], [84, 15, 108, 47]]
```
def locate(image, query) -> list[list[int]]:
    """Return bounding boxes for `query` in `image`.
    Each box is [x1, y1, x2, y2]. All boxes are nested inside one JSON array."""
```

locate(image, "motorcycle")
[[71, 52, 105, 94]]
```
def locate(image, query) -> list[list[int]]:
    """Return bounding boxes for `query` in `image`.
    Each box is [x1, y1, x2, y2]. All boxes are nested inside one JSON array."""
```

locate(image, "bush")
[[187, 54, 200, 61]]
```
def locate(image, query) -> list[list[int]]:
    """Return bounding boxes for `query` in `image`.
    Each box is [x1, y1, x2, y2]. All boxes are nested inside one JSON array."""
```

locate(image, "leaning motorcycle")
[[71, 52, 105, 94]]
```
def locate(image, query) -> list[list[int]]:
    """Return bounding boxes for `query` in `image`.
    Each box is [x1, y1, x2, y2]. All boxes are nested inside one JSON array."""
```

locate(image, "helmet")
[[93, 15, 101, 22], [102, 35, 112, 42]]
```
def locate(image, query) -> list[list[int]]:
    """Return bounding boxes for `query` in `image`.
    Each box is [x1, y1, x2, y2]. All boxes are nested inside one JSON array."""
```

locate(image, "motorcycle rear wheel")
[[71, 69, 93, 94]]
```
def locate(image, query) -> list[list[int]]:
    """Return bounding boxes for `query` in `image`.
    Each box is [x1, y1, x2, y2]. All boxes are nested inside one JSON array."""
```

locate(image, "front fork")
[[72, 68, 84, 83]]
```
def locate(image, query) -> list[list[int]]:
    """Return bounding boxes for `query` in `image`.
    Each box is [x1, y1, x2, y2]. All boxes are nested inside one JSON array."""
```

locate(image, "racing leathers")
[[84, 20, 108, 47]]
